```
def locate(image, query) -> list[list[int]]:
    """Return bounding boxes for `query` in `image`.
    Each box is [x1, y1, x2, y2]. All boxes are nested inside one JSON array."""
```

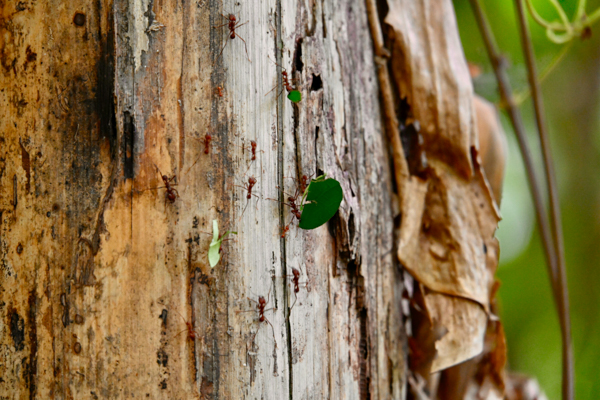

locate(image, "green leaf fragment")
[[287, 90, 302, 103], [298, 177, 343, 230], [208, 220, 237, 268]]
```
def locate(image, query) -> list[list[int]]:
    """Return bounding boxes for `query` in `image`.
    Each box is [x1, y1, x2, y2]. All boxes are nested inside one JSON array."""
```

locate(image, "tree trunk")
[[1, 1, 405, 398]]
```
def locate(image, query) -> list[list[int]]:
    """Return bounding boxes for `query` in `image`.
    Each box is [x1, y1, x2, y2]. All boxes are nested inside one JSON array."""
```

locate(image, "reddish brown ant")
[[285, 266, 309, 310], [139, 163, 179, 205], [204, 133, 212, 155], [279, 224, 290, 238], [286, 195, 302, 221], [213, 14, 251, 64], [215, 86, 224, 97], [183, 132, 219, 176], [234, 176, 259, 219], [265, 56, 299, 98], [285, 173, 312, 196], [161, 174, 179, 203], [167, 309, 200, 343], [267, 183, 304, 237], [236, 290, 277, 348], [299, 174, 311, 195], [235, 139, 261, 161], [236, 139, 265, 176], [243, 176, 257, 200], [249, 140, 257, 161]]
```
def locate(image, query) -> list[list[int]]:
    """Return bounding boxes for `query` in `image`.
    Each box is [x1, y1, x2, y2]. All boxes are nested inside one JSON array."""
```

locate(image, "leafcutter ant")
[[166, 309, 200, 343], [183, 132, 219, 177], [276, 265, 309, 310], [213, 14, 251, 64], [135, 163, 180, 206], [265, 57, 301, 103], [236, 289, 277, 348], [234, 176, 259, 219], [235, 139, 261, 161], [288, 266, 309, 310], [236, 139, 264, 175], [279, 224, 290, 238], [268, 182, 303, 237], [284, 173, 313, 196], [243, 176, 257, 200]]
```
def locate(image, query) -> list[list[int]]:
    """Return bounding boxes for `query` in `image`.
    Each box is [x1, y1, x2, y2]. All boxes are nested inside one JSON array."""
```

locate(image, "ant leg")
[[213, 39, 229, 66], [235, 309, 256, 314], [165, 328, 189, 343], [265, 284, 272, 306], [212, 22, 229, 29], [290, 291, 298, 311], [238, 200, 250, 221], [254, 195, 260, 211], [265, 318, 277, 348], [265, 83, 280, 97], [267, 55, 287, 71], [134, 185, 167, 194], [246, 297, 258, 305], [234, 32, 251, 63], [243, 159, 255, 177], [184, 155, 202, 176]]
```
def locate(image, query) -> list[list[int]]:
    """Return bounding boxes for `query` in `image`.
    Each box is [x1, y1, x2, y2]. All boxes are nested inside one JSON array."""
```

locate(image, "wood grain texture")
[[1, 0, 405, 399]]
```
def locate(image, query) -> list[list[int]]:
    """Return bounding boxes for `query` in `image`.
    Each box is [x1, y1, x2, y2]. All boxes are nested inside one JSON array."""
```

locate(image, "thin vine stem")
[[514, 2, 574, 399], [549, 0, 573, 29], [468, 0, 559, 295], [470, 1, 573, 399], [466, 2, 576, 398], [514, 41, 573, 106], [576, 0, 588, 20], [525, 0, 567, 31]]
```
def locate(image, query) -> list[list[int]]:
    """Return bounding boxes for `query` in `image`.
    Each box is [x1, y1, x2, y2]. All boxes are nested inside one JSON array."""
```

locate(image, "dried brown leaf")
[[385, 0, 504, 372]]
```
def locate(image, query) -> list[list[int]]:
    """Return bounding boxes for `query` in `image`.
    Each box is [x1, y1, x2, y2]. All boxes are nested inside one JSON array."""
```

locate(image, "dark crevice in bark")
[[274, 1, 294, 398], [122, 111, 135, 179], [293, 38, 304, 74], [27, 290, 38, 400], [8, 306, 25, 351], [96, 7, 117, 159], [359, 308, 371, 400], [310, 74, 322, 91]]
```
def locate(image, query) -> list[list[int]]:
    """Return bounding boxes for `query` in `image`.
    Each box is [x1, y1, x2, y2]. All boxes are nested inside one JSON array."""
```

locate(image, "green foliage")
[[208, 220, 236, 268], [298, 176, 343, 230]]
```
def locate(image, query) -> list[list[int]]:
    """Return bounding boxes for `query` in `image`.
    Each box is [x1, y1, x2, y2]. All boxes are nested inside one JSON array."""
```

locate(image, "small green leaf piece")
[[208, 220, 237, 268], [287, 90, 302, 103], [299, 177, 343, 230]]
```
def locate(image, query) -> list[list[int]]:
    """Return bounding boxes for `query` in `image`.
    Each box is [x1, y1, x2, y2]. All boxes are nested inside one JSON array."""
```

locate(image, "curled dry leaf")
[[436, 282, 507, 400], [473, 95, 508, 206], [425, 292, 488, 372], [385, 0, 506, 376]]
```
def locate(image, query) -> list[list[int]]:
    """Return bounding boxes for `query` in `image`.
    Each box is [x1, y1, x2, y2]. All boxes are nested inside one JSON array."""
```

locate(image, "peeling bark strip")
[[384, 0, 506, 392], [0, 0, 405, 398]]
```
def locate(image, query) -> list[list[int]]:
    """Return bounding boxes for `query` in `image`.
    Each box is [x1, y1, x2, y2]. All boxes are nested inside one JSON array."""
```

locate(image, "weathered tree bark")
[[1, 1, 405, 398]]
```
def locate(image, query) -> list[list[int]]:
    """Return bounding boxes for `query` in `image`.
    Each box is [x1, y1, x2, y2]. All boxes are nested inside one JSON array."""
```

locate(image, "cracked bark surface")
[[0, 0, 405, 398]]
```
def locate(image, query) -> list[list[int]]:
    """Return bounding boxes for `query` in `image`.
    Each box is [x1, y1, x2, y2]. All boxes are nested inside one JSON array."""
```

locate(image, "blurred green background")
[[453, 1, 600, 398]]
